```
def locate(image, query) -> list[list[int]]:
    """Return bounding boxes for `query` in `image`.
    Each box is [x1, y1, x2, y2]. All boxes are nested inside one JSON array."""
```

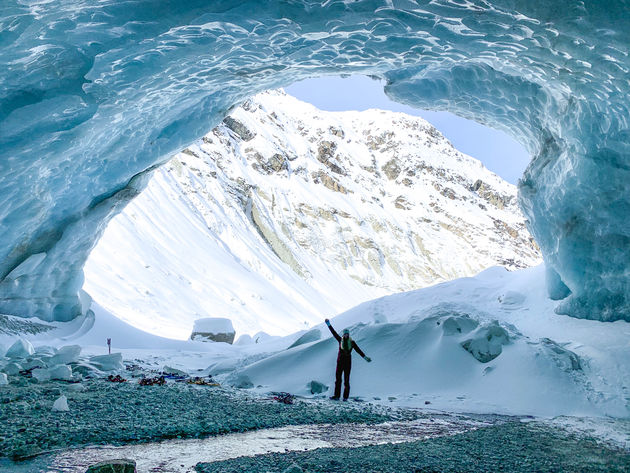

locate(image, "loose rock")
[[52, 395, 69, 412], [5, 338, 34, 359], [85, 459, 137, 473], [309, 380, 328, 394], [2, 362, 22, 376], [50, 345, 82, 365]]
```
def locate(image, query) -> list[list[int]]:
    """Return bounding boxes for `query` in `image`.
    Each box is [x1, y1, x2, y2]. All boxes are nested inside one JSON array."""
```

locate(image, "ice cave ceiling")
[[0, 1, 629, 323]]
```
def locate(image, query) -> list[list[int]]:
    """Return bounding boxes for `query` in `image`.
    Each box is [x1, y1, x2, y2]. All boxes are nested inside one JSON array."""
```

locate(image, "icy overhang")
[[0, 1, 628, 322]]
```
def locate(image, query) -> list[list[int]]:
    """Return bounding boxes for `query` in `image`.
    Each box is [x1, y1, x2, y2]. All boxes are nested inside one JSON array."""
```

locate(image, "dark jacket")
[[326, 323, 366, 359]]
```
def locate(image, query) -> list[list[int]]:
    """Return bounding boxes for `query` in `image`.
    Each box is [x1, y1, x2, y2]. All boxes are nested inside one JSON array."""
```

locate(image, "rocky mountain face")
[[84, 91, 540, 338], [196, 91, 539, 286]]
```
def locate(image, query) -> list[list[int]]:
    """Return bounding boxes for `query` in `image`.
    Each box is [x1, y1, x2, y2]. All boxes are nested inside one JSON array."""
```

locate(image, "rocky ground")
[[2, 375, 628, 471], [0, 378, 415, 460], [196, 421, 630, 473]]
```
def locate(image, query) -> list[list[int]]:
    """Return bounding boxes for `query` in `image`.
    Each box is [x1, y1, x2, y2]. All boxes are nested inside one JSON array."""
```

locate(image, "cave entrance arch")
[[83, 80, 541, 338], [1, 1, 628, 323]]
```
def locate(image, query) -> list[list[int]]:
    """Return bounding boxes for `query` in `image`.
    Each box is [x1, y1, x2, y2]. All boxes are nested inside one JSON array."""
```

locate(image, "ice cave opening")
[[1, 1, 629, 325], [83, 80, 542, 339]]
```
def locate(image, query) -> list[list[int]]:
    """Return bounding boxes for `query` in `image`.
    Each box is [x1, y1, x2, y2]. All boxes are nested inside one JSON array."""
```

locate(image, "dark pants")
[[334, 353, 351, 399]]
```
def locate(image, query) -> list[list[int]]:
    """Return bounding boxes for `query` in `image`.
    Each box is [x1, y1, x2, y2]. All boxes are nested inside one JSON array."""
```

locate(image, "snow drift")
[[1, 1, 629, 322], [226, 264, 630, 417]]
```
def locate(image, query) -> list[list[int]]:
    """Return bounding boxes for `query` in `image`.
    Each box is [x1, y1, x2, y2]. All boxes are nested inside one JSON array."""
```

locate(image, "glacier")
[[0, 1, 629, 322]]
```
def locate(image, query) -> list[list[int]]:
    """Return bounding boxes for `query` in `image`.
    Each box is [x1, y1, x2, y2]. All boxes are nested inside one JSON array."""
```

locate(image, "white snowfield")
[[4, 264, 628, 419], [192, 318, 235, 336], [84, 90, 539, 340]]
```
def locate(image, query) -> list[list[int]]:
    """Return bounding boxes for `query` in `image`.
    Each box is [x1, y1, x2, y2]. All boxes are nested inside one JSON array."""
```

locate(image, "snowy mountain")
[[84, 91, 540, 339]]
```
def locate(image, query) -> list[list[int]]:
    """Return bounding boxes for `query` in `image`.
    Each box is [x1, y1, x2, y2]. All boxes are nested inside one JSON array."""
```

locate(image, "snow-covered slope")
[[84, 91, 540, 339], [16, 263, 627, 419], [225, 264, 630, 418]]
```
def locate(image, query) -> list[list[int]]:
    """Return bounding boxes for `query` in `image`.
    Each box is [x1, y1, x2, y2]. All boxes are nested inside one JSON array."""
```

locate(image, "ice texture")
[[0, 1, 629, 322]]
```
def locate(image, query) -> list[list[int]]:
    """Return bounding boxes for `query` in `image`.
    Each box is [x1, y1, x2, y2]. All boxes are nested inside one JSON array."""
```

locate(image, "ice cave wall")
[[0, 1, 628, 322]]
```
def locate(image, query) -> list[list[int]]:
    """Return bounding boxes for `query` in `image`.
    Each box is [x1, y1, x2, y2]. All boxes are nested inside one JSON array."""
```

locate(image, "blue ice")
[[0, 1, 628, 322]]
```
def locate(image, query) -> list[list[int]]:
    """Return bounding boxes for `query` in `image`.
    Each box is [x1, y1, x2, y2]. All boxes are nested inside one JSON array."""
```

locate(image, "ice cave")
[[1, 0, 629, 323]]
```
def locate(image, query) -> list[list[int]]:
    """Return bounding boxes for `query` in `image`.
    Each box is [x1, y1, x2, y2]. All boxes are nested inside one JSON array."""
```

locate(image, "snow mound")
[[288, 329, 321, 349], [219, 265, 630, 417]]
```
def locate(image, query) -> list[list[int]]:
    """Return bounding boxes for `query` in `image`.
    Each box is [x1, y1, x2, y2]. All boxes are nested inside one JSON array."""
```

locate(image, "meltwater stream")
[[7, 415, 495, 472]]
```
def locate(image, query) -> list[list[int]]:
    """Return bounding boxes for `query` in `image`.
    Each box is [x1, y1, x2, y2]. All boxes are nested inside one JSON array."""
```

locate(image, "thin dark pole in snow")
[[107, 338, 111, 354]]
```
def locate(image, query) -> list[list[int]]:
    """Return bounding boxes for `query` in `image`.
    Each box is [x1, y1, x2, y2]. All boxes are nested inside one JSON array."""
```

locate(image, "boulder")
[[89, 353, 123, 371], [49, 364, 73, 381], [288, 329, 321, 349], [32, 367, 52, 382], [190, 318, 235, 344], [34, 345, 56, 356], [223, 116, 255, 141], [539, 338, 582, 371], [52, 395, 69, 412], [50, 345, 81, 365], [461, 321, 511, 363], [66, 382, 85, 392], [32, 364, 73, 382], [381, 158, 401, 180], [282, 464, 304, 473], [22, 357, 47, 370], [2, 362, 22, 376], [6, 338, 34, 359], [441, 315, 478, 336], [308, 380, 328, 394], [85, 459, 137, 473], [0, 373, 8, 386], [162, 365, 187, 376], [230, 373, 253, 389]]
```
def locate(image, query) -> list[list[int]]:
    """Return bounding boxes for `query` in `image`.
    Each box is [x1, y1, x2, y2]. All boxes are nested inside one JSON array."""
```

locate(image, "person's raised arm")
[[325, 318, 341, 342], [352, 341, 371, 362]]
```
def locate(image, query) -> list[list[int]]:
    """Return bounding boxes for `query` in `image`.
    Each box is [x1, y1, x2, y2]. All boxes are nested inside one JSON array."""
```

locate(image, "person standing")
[[325, 318, 371, 401]]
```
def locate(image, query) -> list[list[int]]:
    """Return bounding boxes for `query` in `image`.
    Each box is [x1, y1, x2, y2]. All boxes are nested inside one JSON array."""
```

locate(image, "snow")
[[1, 1, 628, 323], [219, 264, 630, 418], [192, 318, 235, 336], [3, 263, 627, 419]]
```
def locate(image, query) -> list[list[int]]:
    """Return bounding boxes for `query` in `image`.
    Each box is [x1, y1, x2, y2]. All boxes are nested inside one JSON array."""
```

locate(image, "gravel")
[[195, 421, 630, 473], [0, 378, 415, 460]]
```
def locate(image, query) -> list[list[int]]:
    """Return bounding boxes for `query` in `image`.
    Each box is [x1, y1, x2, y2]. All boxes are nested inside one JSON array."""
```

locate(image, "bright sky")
[[286, 75, 530, 185]]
